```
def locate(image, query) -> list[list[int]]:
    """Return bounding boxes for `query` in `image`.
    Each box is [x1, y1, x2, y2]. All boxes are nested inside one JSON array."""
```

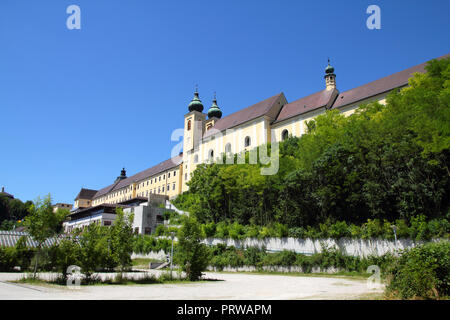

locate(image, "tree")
[[110, 208, 134, 275], [175, 216, 210, 281], [23, 194, 67, 278], [77, 223, 110, 282]]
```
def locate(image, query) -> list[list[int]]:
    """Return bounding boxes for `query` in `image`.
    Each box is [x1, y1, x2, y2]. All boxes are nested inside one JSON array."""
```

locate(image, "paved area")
[[0, 271, 383, 300]]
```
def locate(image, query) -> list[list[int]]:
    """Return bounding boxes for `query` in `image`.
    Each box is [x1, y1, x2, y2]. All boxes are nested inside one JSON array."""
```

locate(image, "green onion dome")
[[188, 90, 204, 112], [325, 63, 334, 74], [207, 96, 222, 119]]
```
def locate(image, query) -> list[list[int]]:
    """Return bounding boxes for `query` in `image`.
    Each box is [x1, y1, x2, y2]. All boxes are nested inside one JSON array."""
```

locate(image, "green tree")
[[23, 194, 67, 277], [175, 216, 210, 281], [110, 208, 134, 275]]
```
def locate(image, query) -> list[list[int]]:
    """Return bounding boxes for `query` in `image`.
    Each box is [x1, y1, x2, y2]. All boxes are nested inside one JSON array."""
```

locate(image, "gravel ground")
[[0, 271, 384, 300]]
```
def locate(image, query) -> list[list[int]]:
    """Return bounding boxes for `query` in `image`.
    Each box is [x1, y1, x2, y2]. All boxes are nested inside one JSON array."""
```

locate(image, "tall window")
[[187, 119, 191, 131], [282, 129, 289, 141], [225, 143, 232, 154], [245, 136, 251, 147], [208, 149, 214, 161], [194, 154, 199, 163]]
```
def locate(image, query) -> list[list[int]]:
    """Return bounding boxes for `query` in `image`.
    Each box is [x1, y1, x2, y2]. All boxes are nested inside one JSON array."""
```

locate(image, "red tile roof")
[[333, 53, 450, 109], [74, 188, 98, 200], [203, 93, 285, 138], [273, 89, 338, 124], [93, 154, 182, 199]]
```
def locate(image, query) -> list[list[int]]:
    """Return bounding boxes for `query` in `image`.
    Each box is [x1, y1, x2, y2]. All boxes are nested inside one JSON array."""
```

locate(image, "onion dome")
[[325, 58, 335, 74], [188, 87, 204, 112], [207, 94, 222, 119]]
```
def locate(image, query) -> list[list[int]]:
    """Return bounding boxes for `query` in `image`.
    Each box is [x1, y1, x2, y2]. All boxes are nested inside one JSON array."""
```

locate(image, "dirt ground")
[[0, 271, 384, 300]]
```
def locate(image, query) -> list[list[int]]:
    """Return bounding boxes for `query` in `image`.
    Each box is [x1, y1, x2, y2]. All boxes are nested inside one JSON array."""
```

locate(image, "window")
[[185, 173, 187, 180], [208, 149, 214, 161], [168, 172, 170, 178], [159, 176, 161, 181], [245, 136, 251, 147], [194, 154, 198, 163], [163, 174, 165, 179], [225, 143, 232, 154], [187, 119, 191, 131], [173, 183, 175, 190], [162, 186, 165, 192], [174, 171, 176, 176], [103, 221, 111, 226], [282, 129, 289, 141]]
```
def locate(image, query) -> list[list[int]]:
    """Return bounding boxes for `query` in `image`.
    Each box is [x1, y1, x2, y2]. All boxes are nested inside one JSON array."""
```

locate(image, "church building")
[[66, 53, 449, 232]]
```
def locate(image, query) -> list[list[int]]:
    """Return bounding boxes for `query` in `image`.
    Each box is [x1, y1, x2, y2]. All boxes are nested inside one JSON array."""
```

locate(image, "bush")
[[0, 246, 17, 271], [243, 246, 266, 267], [386, 241, 450, 299]]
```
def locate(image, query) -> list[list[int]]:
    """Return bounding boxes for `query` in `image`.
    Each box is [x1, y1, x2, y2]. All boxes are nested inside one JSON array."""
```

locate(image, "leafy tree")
[[175, 216, 210, 281], [110, 208, 134, 275], [23, 194, 67, 277]]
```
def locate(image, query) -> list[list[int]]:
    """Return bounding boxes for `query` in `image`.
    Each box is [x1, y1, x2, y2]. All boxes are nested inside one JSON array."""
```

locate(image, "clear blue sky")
[[0, 0, 449, 204]]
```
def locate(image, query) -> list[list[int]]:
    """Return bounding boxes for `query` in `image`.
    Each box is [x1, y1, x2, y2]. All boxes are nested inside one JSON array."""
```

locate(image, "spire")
[[115, 168, 127, 182], [324, 58, 336, 90], [207, 92, 222, 119], [188, 85, 204, 112]]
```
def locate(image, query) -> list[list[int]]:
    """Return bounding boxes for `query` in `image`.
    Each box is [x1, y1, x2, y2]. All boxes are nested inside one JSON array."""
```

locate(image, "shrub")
[[243, 246, 266, 267], [386, 241, 450, 299], [229, 222, 245, 240], [201, 222, 216, 238], [0, 246, 17, 271]]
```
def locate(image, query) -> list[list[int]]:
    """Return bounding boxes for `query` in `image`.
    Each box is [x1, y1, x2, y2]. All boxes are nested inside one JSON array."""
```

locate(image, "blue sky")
[[0, 0, 449, 204]]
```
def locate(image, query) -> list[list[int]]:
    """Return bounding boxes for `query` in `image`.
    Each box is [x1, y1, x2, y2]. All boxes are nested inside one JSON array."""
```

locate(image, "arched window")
[[282, 129, 289, 141], [187, 120, 191, 131], [225, 143, 232, 154], [244, 136, 251, 147], [208, 149, 214, 161]]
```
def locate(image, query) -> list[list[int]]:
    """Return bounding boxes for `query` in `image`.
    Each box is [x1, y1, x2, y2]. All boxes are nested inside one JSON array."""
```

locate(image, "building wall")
[[80, 88, 394, 206]]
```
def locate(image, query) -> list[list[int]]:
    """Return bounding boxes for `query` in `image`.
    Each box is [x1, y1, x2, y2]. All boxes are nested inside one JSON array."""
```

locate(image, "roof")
[[75, 188, 98, 200], [68, 203, 129, 218], [273, 89, 338, 124], [93, 154, 183, 199], [0, 231, 60, 248], [333, 53, 450, 109], [203, 93, 286, 138]]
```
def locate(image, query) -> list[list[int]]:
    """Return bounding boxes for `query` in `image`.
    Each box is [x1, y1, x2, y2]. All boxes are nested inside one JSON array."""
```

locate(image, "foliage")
[[386, 241, 450, 299], [0, 194, 32, 228], [173, 58, 450, 232], [174, 216, 210, 281], [23, 194, 68, 277], [110, 208, 134, 273]]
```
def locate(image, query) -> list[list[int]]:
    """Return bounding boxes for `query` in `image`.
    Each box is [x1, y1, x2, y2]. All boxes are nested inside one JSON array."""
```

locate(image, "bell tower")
[[182, 87, 206, 191], [324, 58, 336, 91]]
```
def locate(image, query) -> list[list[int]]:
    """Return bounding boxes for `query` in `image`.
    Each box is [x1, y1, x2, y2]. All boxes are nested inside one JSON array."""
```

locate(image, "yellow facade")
[[75, 56, 430, 209]]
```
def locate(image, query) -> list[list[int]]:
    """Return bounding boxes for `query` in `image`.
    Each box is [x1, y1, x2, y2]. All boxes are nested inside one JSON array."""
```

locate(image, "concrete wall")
[[202, 237, 444, 257]]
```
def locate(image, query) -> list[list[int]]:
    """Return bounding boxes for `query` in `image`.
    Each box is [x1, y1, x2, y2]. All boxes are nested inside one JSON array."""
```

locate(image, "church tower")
[[324, 59, 336, 90], [182, 87, 206, 191]]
